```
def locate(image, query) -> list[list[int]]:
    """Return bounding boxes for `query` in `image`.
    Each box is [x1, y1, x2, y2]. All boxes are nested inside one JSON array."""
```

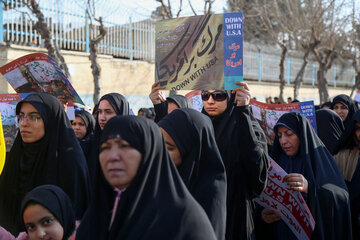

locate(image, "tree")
[[309, 0, 350, 103], [7, 0, 72, 78], [86, 0, 106, 105], [343, 0, 360, 97]]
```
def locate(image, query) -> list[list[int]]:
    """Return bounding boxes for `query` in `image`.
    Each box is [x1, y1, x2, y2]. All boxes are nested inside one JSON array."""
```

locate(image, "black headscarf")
[[158, 108, 227, 240], [270, 112, 352, 240], [74, 109, 95, 139], [333, 110, 360, 240], [331, 94, 358, 130], [320, 101, 332, 109], [87, 93, 130, 185], [202, 91, 269, 240], [154, 94, 192, 123], [315, 109, 344, 155], [21, 185, 75, 240], [166, 94, 193, 108], [0, 93, 90, 236], [76, 116, 217, 240]]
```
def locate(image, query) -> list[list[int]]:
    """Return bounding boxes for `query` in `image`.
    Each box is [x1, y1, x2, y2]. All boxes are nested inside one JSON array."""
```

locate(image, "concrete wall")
[[0, 44, 354, 112]]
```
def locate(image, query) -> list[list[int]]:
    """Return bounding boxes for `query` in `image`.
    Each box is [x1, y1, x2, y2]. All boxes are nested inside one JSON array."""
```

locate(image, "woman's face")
[[72, 116, 87, 140], [277, 125, 300, 157], [98, 100, 117, 130], [99, 138, 142, 189], [333, 103, 349, 122], [18, 102, 45, 143], [354, 122, 360, 142], [23, 203, 64, 240], [160, 128, 182, 167]]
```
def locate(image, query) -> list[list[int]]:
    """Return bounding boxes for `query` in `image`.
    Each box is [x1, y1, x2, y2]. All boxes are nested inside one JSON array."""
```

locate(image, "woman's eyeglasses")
[[201, 91, 228, 102], [15, 114, 41, 126]]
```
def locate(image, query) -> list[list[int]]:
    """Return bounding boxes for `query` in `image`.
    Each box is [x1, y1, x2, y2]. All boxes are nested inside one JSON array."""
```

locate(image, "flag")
[[0, 112, 6, 175]]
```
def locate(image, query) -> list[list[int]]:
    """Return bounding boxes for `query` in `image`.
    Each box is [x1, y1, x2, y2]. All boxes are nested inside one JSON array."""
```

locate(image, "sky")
[[100, 0, 228, 23]]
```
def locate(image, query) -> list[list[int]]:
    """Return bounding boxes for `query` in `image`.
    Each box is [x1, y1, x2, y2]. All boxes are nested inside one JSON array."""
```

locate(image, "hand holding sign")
[[149, 81, 166, 105], [232, 81, 251, 107], [261, 209, 281, 224], [285, 173, 309, 194]]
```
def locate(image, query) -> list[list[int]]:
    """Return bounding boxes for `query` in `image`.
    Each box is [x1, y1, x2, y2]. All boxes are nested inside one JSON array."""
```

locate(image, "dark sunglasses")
[[201, 91, 228, 101]]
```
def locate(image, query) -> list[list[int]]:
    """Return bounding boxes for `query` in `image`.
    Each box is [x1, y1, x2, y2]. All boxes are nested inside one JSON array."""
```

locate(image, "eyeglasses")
[[201, 91, 228, 102], [15, 114, 41, 126]]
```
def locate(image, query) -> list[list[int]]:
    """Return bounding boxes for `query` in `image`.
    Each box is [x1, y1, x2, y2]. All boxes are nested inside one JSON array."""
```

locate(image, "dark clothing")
[[158, 108, 227, 240], [74, 109, 95, 162], [20, 185, 75, 239], [0, 93, 90, 236], [202, 93, 269, 240], [76, 116, 217, 240], [258, 112, 352, 240], [154, 94, 192, 122], [334, 110, 360, 239], [154, 101, 168, 122], [331, 94, 358, 131], [87, 93, 130, 185], [315, 109, 344, 155]]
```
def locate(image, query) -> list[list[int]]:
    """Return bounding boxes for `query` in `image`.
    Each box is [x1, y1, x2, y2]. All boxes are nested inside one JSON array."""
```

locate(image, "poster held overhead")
[[155, 12, 243, 91], [0, 53, 84, 105]]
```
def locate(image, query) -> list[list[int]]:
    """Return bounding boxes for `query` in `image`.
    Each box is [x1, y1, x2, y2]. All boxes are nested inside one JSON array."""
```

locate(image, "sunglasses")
[[201, 91, 228, 101]]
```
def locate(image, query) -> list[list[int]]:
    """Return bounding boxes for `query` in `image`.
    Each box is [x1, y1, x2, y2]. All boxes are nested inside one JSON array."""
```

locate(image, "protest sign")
[[0, 94, 21, 152], [255, 159, 315, 240], [0, 53, 84, 105], [185, 90, 203, 112], [0, 112, 5, 175], [155, 12, 243, 91], [354, 89, 360, 103], [250, 100, 317, 145]]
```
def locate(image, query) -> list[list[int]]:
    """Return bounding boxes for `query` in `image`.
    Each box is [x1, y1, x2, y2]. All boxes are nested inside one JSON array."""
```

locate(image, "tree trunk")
[[293, 49, 310, 100], [350, 72, 360, 97], [29, 0, 71, 79], [278, 44, 287, 103], [317, 63, 329, 103], [89, 18, 106, 106], [90, 41, 100, 105]]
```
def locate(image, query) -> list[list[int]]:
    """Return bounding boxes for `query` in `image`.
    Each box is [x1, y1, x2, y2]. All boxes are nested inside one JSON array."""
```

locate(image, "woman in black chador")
[[0, 93, 90, 236], [72, 109, 95, 161], [331, 94, 358, 131], [315, 108, 344, 155], [334, 110, 360, 239], [158, 108, 227, 240], [201, 82, 269, 240], [76, 115, 217, 240], [257, 112, 352, 240], [87, 93, 130, 183]]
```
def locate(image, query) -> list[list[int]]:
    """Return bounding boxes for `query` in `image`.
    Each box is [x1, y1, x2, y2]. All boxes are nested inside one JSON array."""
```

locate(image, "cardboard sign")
[[155, 12, 243, 91], [250, 100, 317, 145], [255, 159, 315, 240]]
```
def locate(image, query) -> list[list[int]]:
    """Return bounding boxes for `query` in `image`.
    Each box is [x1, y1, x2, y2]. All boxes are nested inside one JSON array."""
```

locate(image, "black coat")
[[0, 93, 90, 235], [203, 93, 269, 240], [258, 112, 352, 240], [76, 116, 217, 240], [158, 108, 227, 240]]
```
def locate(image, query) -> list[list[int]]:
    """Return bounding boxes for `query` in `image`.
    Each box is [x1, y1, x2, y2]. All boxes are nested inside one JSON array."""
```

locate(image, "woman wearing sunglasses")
[[201, 82, 269, 240], [0, 93, 90, 237]]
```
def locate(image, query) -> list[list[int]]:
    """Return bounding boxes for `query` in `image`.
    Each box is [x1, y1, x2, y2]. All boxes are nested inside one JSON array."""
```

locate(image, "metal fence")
[[0, 0, 155, 61], [0, 0, 356, 87]]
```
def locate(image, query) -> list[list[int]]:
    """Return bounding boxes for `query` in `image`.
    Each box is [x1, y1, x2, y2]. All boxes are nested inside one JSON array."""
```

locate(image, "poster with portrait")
[[250, 100, 317, 146], [155, 12, 243, 91], [0, 53, 84, 105]]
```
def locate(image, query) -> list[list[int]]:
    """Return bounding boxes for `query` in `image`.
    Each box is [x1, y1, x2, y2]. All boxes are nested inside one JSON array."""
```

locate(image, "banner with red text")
[[255, 159, 315, 240]]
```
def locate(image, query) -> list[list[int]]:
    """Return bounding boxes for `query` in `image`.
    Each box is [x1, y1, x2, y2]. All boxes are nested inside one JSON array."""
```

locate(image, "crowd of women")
[[0, 80, 358, 240]]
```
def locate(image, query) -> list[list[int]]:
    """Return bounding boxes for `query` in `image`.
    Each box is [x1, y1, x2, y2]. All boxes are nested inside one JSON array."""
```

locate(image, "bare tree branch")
[[188, 0, 197, 16]]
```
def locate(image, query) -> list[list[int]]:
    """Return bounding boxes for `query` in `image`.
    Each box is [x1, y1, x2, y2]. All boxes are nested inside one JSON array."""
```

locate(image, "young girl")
[[0, 185, 76, 240]]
